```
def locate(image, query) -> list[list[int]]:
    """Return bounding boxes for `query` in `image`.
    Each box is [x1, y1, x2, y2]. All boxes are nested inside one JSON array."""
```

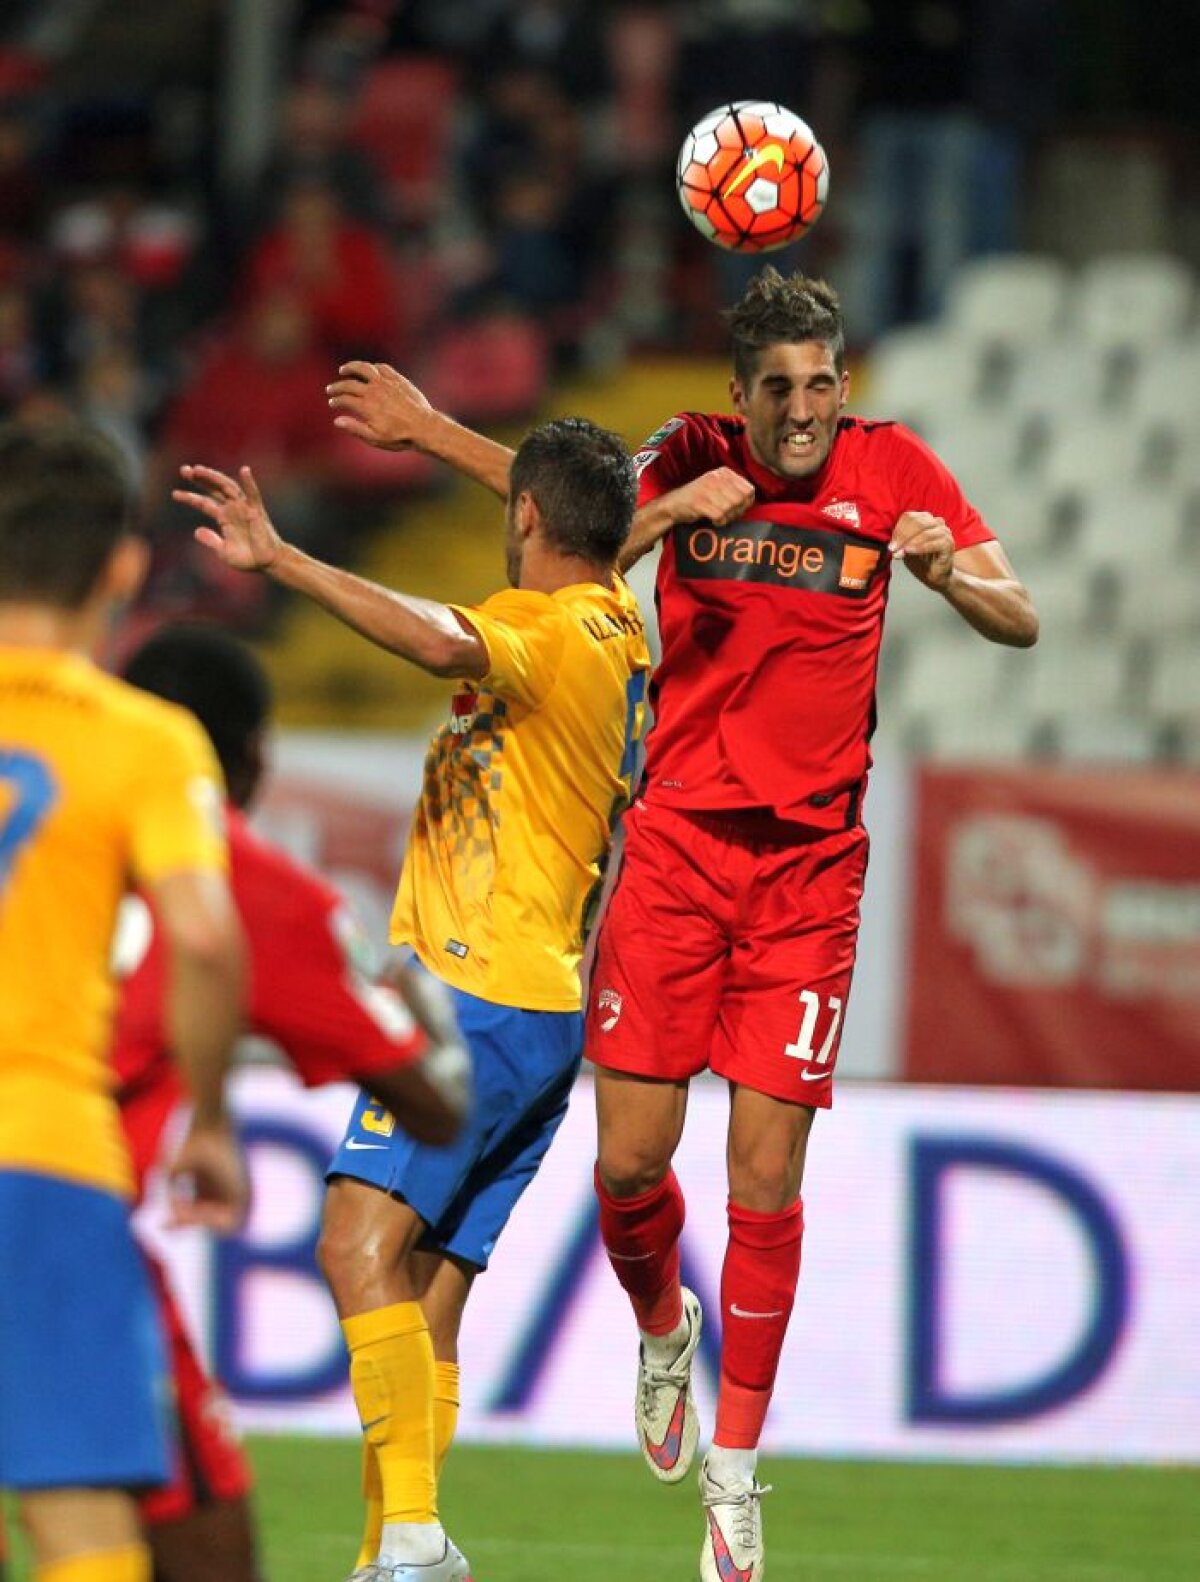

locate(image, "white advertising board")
[[141, 1071, 1200, 1463]]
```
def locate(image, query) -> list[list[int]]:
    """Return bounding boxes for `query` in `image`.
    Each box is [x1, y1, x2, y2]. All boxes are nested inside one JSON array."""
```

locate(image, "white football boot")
[[698, 1456, 771, 1582], [635, 1286, 703, 1483], [353, 1537, 472, 1582]]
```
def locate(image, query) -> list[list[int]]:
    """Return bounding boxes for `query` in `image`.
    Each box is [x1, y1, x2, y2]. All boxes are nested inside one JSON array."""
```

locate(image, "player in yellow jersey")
[[173, 413, 649, 1582], [0, 422, 247, 1582]]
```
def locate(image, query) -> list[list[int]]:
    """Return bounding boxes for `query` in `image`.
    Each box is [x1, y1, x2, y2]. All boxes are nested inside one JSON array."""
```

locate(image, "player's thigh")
[[727, 1085, 818, 1208], [18, 1489, 142, 1568], [586, 801, 732, 1081], [0, 1171, 169, 1495], [710, 826, 868, 1106], [594, 1066, 690, 1194]]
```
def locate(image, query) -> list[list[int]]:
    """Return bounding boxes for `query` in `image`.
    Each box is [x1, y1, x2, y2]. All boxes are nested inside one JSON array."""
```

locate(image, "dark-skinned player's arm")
[[326, 361, 514, 499], [617, 468, 757, 573], [889, 511, 1039, 647], [174, 464, 489, 679]]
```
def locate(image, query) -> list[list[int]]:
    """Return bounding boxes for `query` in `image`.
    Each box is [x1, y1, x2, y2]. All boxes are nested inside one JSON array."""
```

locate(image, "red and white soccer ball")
[[676, 101, 829, 253]]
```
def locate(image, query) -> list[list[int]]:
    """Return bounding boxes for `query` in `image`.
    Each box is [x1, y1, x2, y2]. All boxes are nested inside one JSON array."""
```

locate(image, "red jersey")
[[633, 412, 994, 828], [113, 807, 422, 1190]]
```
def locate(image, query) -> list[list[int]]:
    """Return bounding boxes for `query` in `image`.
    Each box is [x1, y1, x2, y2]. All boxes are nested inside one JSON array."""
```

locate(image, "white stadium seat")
[[1022, 634, 1131, 720], [859, 325, 985, 431], [1072, 252, 1195, 353], [944, 255, 1070, 348]]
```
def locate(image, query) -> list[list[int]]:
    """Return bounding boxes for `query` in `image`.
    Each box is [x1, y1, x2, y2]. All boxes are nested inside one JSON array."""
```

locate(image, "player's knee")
[[596, 1145, 672, 1199], [727, 1148, 802, 1213]]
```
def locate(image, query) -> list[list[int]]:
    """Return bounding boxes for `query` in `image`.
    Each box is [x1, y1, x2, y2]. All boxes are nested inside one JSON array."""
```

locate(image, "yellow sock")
[[36, 1545, 150, 1582], [353, 1439, 384, 1570], [433, 1360, 461, 1477], [342, 1301, 437, 1527]]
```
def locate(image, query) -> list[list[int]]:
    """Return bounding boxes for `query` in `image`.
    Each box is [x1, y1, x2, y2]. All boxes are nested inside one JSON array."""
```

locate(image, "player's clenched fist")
[[667, 466, 756, 527], [889, 510, 956, 590], [327, 360, 434, 451]]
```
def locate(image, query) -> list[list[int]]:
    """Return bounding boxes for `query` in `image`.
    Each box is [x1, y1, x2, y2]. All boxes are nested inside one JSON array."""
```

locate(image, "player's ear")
[[839, 367, 850, 408], [104, 534, 149, 606], [514, 489, 541, 541], [729, 374, 747, 413]]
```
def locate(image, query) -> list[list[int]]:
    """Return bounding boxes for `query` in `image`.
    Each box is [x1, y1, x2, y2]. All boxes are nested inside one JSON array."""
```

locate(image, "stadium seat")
[[920, 408, 1031, 501], [1036, 414, 1154, 505], [1072, 252, 1195, 353], [891, 701, 1037, 761], [1003, 336, 1114, 429], [348, 55, 461, 227], [943, 255, 1070, 349], [1022, 634, 1131, 721], [1127, 335, 1200, 430], [893, 630, 1016, 719], [1146, 636, 1200, 725], [1102, 561, 1200, 639], [423, 312, 549, 424], [1022, 557, 1099, 632], [1046, 712, 1164, 763], [972, 479, 1062, 563], [859, 326, 985, 432], [1072, 485, 1189, 566]]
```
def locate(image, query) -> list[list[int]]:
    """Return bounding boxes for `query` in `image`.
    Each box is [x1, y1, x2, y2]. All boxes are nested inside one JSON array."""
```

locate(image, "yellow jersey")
[[0, 648, 228, 1196], [393, 578, 650, 1011]]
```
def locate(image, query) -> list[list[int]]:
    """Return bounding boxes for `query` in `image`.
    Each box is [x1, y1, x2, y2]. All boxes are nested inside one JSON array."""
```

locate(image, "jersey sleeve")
[[448, 588, 567, 710], [247, 877, 424, 1086], [125, 706, 228, 884], [631, 414, 706, 506], [888, 425, 996, 550]]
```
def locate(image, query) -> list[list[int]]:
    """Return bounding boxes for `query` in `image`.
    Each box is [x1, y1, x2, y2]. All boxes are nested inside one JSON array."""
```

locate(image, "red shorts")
[[138, 1258, 253, 1526], [586, 801, 868, 1106]]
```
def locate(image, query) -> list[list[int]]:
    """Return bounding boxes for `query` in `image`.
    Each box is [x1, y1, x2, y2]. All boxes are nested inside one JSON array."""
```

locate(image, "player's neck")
[[0, 601, 105, 655], [518, 549, 613, 595]]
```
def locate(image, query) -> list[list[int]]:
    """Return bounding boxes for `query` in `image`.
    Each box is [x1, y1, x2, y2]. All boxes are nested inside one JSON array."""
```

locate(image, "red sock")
[[714, 1197, 803, 1449], [594, 1164, 686, 1335]]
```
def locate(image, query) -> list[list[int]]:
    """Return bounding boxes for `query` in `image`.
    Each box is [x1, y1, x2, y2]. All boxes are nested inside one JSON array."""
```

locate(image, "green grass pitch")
[[4, 1437, 1196, 1580], [248, 1436, 1196, 1582]]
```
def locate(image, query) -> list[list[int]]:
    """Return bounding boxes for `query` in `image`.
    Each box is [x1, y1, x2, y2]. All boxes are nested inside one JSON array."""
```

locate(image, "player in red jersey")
[[112, 624, 469, 1582], [325, 277, 1038, 1581]]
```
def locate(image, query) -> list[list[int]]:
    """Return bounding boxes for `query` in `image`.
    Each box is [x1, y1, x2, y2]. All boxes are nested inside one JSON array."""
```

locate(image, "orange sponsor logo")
[[688, 525, 825, 579], [839, 545, 881, 590]]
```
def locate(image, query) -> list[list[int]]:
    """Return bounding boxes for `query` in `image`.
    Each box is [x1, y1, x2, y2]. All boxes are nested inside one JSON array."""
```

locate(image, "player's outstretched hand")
[[174, 464, 283, 573], [668, 466, 756, 527], [327, 360, 433, 451], [890, 510, 956, 591], [166, 1117, 250, 1234]]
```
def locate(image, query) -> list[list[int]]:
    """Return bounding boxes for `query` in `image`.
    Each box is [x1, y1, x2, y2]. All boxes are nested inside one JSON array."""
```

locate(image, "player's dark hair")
[[509, 417, 635, 565], [725, 267, 846, 382], [123, 624, 272, 808], [0, 420, 133, 609]]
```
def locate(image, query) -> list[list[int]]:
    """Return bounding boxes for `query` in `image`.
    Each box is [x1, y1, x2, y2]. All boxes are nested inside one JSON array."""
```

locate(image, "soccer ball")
[[676, 101, 829, 253]]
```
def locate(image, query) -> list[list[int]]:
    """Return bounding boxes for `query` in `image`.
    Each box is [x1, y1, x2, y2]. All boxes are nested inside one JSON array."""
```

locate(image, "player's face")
[[732, 341, 848, 480]]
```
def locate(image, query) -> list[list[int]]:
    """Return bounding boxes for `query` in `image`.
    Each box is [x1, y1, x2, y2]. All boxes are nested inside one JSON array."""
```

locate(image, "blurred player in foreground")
[[113, 623, 471, 1582], [0, 422, 247, 1582], [174, 414, 650, 1582], [327, 275, 1038, 1581]]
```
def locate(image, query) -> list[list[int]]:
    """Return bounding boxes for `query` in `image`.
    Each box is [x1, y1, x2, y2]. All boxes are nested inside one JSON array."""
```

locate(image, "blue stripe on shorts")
[[327, 973, 583, 1269], [0, 1170, 170, 1490]]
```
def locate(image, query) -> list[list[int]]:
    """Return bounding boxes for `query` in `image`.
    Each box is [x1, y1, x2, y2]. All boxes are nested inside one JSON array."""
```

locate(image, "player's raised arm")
[[327, 360, 514, 500], [618, 466, 756, 572], [889, 512, 1039, 648], [175, 463, 489, 679]]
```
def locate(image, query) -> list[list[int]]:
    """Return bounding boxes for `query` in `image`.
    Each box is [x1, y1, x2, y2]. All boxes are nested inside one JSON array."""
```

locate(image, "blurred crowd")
[[0, 0, 1193, 633]]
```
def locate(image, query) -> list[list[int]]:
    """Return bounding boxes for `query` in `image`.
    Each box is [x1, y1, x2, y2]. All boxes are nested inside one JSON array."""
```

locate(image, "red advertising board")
[[903, 767, 1200, 1091]]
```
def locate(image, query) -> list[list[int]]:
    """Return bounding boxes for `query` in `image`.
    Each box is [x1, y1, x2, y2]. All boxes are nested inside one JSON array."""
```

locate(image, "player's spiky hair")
[[510, 417, 636, 565], [725, 267, 846, 382]]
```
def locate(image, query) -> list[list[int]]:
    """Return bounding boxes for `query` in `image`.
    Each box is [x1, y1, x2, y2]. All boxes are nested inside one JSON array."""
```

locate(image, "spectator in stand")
[[0, 101, 45, 254], [248, 76, 389, 230], [240, 173, 401, 362], [145, 287, 339, 624], [0, 282, 43, 411]]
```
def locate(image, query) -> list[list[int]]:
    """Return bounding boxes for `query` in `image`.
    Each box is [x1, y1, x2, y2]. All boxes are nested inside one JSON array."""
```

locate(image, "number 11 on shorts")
[[783, 989, 843, 1066]]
